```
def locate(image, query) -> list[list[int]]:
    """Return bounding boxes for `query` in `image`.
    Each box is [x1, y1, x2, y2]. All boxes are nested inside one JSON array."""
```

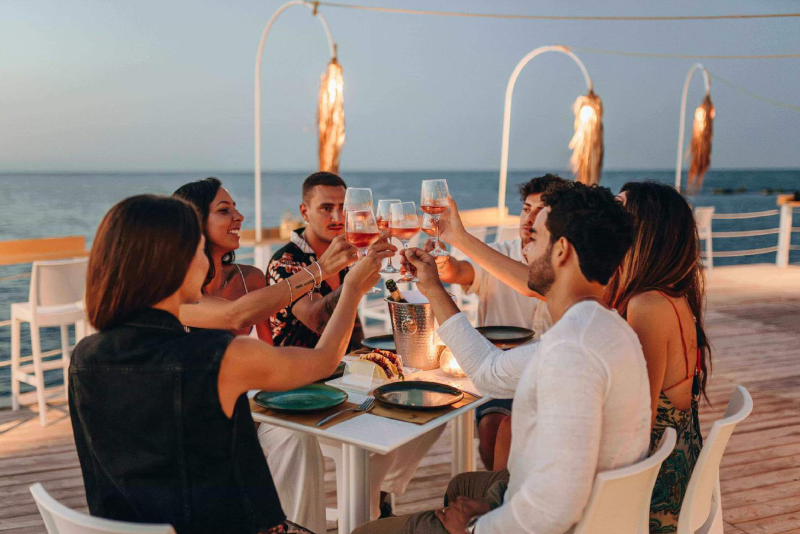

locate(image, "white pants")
[[258, 423, 446, 533]]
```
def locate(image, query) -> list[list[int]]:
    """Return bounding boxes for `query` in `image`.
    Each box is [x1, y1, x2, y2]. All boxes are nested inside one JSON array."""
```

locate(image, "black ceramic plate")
[[361, 335, 396, 352], [373, 381, 464, 410], [476, 326, 535, 346]]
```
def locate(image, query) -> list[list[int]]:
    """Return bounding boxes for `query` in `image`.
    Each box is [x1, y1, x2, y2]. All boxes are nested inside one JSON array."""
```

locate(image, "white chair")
[[29, 483, 175, 534], [573, 428, 677, 534], [11, 257, 88, 426], [694, 207, 715, 272], [677, 386, 753, 534]]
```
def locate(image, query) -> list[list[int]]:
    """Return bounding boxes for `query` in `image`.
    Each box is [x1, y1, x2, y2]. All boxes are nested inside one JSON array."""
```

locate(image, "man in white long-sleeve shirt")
[[354, 182, 652, 534]]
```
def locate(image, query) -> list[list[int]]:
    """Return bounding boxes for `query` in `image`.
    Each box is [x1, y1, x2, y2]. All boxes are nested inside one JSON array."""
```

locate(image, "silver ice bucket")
[[385, 298, 441, 370]]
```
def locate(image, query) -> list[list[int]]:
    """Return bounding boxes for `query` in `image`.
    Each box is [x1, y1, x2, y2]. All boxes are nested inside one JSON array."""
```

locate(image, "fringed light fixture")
[[318, 46, 345, 174], [674, 64, 712, 194], [497, 46, 600, 214], [569, 90, 604, 186], [688, 94, 715, 194]]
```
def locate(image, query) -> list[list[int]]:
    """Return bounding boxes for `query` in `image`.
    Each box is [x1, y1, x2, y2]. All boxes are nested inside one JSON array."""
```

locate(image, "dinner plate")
[[254, 384, 348, 413], [476, 326, 535, 347], [373, 381, 464, 410], [361, 335, 397, 352]]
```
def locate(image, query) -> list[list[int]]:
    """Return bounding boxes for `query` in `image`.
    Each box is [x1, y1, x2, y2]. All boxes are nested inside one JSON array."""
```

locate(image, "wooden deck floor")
[[2, 264, 800, 534]]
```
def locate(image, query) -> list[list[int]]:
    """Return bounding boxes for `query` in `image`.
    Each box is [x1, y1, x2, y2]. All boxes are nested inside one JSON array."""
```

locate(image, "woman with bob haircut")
[[70, 194, 387, 534], [606, 181, 711, 533]]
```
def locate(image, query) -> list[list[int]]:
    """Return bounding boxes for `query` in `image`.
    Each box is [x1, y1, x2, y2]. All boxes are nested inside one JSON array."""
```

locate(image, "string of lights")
[[314, 2, 800, 22], [705, 70, 800, 112]]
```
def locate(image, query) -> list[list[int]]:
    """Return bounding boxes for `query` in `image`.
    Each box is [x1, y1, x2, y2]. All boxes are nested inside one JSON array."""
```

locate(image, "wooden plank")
[[723, 494, 800, 524], [736, 510, 800, 534], [0, 236, 87, 266]]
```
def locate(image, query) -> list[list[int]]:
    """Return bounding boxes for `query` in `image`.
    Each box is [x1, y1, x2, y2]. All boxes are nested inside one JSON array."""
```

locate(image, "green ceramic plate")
[[374, 381, 464, 410], [361, 335, 396, 352], [254, 384, 348, 413]]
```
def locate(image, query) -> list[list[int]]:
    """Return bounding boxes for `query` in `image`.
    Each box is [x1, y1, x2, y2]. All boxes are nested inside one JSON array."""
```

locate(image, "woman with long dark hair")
[[174, 177, 273, 340], [605, 181, 710, 533], [70, 194, 386, 533]]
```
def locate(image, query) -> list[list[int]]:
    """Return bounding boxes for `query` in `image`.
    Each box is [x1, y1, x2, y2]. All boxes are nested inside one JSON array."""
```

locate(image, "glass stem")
[[388, 236, 395, 268], [434, 216, 441, 250]]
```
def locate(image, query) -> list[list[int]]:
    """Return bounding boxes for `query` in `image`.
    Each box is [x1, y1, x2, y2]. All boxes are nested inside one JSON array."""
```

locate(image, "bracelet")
[[313, 262, 324, 289], [301, 265, 318, 302], [284, 278, 293, 305]]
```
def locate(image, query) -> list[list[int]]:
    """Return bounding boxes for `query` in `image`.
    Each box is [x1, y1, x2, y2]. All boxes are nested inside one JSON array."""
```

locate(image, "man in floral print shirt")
[[268, 172, 390, 351]]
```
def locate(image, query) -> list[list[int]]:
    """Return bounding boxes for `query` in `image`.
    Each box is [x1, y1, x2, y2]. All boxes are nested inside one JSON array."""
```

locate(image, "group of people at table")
[[68, 171, 709, 534]]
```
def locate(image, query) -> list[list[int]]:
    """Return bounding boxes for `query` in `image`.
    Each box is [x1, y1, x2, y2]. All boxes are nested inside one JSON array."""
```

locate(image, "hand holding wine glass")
[[346, 209, 382, 294], [421, 179, 450, 257], [390, 202, 421, 283]]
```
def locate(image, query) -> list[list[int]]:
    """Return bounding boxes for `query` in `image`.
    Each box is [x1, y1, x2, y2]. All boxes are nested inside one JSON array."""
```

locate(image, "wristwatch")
[[465, 516, 479, 534]]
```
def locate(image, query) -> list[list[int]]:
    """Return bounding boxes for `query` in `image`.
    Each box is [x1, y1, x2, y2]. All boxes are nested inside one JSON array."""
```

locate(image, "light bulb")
[[579, 104, 595, 124]]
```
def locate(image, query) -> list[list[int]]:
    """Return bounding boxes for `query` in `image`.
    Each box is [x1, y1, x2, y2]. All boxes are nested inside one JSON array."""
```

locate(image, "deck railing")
[[700, 200, 799, 265]]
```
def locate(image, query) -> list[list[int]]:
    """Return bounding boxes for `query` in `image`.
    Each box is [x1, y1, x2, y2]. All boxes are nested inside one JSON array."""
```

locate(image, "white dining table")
[[250, 367, 489, 534]]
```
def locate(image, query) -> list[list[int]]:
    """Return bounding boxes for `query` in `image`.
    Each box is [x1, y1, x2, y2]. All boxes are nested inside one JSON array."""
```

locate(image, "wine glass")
[[344, 188, 373, 213], [420, 179, 450, 257], [376, 199, 401, 274], [390, 202, 421, 283], [345, 209, 382, 294]]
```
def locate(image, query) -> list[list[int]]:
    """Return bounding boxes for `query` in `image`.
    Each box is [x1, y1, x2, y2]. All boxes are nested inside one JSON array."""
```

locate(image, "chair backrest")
[[573, 428, 677, 534], [30, 258, 88, 309], [678, 386, 753, 534], [29, 484, 175, 534], [694, 207, 715, 239], [492, 224, 519, 245]]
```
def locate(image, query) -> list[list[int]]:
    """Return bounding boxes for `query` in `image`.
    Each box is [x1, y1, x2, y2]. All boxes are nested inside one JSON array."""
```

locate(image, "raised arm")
[[403, 247, 534, 398], [291, 240, 396, 335], [179, 235, 358, 331], [437, 197, 543, 299], [216, 254, 384, 417]]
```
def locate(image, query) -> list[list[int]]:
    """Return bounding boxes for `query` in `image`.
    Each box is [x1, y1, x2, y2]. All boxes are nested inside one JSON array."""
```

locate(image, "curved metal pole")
[[254, 1, 336, 242], [674, 63, 711, 193], [498, 45, 593, 214]]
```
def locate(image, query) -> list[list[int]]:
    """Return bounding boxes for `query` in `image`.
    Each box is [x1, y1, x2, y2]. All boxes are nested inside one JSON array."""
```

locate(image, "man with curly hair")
[[356, 182, 652, 534]]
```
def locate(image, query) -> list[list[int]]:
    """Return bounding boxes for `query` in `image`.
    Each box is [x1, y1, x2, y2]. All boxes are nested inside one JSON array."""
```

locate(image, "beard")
[[527, 244, 555, 295]]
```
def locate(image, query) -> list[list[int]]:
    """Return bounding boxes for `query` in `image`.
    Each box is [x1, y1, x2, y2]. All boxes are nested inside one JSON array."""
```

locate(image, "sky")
[[1, 0, 798, 172]]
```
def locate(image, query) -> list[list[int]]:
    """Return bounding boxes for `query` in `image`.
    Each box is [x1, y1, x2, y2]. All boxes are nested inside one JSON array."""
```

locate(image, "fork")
[[315, 396, 375, 427]]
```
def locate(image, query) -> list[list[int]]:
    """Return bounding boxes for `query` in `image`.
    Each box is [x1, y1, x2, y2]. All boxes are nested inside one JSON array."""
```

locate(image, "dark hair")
[[605, 181, 711, 398], [302, 172, 347, 203], [173, 177, 234, 288], [541, 182, 634, 285], [86, 195, 202, 330], [518, 174, 567, 200]]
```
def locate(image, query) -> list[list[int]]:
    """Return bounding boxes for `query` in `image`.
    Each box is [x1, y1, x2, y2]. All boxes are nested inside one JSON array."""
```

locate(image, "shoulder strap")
[[235, 264, 249, 294], [656, 290, 691, 379]]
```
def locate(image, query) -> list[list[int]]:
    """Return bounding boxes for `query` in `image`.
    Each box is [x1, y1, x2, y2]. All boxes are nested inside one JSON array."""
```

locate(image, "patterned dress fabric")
[[649, 392, 703, 532]]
